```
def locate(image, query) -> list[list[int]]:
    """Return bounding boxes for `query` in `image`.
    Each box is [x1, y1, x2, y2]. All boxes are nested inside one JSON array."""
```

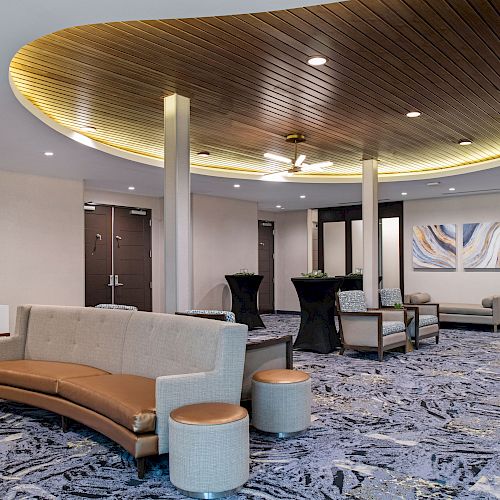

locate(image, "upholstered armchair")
[[336, 290, 409, 361], [379, 288, 439, 349]]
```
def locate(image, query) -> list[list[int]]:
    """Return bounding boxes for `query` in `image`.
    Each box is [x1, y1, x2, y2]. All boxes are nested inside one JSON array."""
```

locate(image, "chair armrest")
[[0, 335, 25, 361], [341, 311, 382, 317], [407, 303, 439, 316], [492, 296, 500, 324], [379, 309, 406, 322], [155, 369, 238, 454]]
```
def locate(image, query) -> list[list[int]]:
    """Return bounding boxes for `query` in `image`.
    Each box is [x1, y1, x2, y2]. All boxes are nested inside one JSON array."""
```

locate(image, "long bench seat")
[[0, 305, 248, 478]]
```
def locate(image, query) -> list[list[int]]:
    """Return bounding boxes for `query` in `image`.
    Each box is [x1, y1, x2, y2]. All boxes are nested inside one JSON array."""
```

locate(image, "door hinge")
[[149, 219, 152, 227], [149, 249, 152, 258], [150, 281, 152, 289]]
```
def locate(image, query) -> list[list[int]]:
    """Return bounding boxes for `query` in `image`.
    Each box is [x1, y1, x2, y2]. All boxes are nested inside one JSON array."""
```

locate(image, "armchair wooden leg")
[[378, 347, 383, 362], [339, 346, 345, 355], [61, 416, 70, 433], [137, 457, 146, 479], [494, 325, 497, 333], [436, 334, 440, 344], [414, 337, 420, 350]]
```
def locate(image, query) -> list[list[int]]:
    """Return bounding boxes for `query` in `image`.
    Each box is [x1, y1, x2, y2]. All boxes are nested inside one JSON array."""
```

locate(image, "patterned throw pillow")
[[379, 288, 403, 307], [338, 291, 367, 312]]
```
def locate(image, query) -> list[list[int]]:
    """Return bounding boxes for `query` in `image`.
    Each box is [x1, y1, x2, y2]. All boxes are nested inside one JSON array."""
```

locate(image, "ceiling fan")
[[262, 133, 333, 176]]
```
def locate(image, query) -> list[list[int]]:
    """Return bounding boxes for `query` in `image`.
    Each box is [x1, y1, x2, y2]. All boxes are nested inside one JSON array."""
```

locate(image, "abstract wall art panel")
[[463, 222, 500, 269], [413, 224, 457, 269]]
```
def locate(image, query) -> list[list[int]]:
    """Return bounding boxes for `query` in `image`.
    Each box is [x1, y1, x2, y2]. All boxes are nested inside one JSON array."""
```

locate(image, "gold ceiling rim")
[[8, 1, 500, 182]]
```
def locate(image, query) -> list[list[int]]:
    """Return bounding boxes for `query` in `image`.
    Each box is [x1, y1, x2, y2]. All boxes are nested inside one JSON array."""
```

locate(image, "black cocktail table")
[[225, 274, 265, 330], [291, 277, 344, 354]]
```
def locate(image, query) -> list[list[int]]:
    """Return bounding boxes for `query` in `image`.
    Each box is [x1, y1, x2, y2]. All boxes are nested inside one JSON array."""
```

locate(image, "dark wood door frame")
[[318, 201, 404, 293], [258, 220, 275, 313]]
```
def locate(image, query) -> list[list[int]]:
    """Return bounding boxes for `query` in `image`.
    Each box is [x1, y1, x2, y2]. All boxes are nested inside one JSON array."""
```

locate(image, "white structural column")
[[362, 158, 379, 307], [164, 94, 192, 313]]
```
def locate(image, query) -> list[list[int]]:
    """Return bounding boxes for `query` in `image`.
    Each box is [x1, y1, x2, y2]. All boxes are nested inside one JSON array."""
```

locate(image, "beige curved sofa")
[[0, 305, 248, 477]]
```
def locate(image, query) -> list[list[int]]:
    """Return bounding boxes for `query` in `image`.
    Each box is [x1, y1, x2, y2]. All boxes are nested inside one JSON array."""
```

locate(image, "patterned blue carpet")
[[1, 314, 499, 499]]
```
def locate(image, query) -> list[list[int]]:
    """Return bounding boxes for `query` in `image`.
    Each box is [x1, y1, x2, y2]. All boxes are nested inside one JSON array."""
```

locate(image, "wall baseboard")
[[275, 310, 301, 315]]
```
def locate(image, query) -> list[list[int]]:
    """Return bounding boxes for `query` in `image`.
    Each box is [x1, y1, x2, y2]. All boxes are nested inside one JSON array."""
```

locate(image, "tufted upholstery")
[[95, 304, 138, 311], [338, 291, 368, 312], [183, 310, 236, 322], [419, 314, 439, 327], [382, 321, 406, 336], [379, 288, 403, 307]]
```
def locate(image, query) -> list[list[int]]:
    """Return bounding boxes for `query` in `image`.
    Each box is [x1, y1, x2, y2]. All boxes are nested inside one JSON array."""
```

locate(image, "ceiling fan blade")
[[295, 154, 306, 166], [301, 161, 333, 172], [263, 152, 292, 164]]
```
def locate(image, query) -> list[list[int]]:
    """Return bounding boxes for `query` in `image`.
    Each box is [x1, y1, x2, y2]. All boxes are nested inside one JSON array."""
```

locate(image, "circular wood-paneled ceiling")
[[9, 0, 500, 180]]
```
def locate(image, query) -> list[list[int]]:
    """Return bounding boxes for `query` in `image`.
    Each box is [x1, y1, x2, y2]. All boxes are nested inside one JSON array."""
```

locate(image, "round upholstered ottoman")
[[169, 402, 249, 499], [252, 369, 311, 437]]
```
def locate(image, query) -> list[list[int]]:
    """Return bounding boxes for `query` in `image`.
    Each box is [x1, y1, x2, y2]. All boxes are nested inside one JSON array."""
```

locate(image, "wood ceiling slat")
[[9, 0, 499, 178]]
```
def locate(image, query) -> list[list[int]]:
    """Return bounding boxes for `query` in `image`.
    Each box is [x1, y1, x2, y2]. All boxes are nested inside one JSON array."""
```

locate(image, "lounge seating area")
[[1, 1, 499, 498]]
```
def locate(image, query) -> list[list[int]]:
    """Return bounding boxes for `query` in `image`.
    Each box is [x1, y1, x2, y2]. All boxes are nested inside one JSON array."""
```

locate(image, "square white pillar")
[[164, 94, 192, 313], [362, 158, 379, 307]]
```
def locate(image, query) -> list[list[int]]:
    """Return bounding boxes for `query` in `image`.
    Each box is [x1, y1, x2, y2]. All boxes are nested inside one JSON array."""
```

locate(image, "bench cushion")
[[0, 360, 108, 394], [439, 303, 492, 316], [58, 374, 156, 434]]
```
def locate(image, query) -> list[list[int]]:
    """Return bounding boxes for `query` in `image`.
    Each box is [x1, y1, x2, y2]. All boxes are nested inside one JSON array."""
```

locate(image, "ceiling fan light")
[[264, 152, 292, 164]]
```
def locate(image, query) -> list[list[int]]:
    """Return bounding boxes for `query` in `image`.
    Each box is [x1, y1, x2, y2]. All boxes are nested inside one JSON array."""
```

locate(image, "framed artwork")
[[463, 222, 500, 269], [413, 224, 457, 269]]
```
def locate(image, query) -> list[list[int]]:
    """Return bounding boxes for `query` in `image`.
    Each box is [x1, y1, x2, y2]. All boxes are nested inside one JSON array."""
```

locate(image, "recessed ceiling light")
[[275, 205, 282, 208], [448, 187, 456, 191], [264, 153, 292, 164], [82, 126, 97, 132], [300, 195, 306, 199], [307, 56, 327, 66], [426, 181, 441, 186], [406, 111, 421, 118], [128, 186, 135, 191], [458, 139, 472, 145], [197, 151, 210, 157], [401, 192, 408, 196], [233, 184, 240, 188], [44, 151, 54, 156], [280, 207, 285, 210]]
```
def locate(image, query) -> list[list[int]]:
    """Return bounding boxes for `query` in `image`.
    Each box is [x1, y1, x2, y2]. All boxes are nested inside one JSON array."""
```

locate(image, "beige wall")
[[193, 194, 258, 310], [404, 193, 500, 303], [259, 210, 309, 311], [0, 171, 85, 331], [84, 189, 165, 312]]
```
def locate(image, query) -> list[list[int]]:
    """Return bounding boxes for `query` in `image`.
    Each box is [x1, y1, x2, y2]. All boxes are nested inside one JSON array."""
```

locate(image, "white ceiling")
[[1, 0, 499, 213]]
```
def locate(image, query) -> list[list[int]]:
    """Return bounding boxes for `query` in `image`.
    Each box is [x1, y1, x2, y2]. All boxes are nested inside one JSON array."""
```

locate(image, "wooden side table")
[[0, 332, 10, 337]]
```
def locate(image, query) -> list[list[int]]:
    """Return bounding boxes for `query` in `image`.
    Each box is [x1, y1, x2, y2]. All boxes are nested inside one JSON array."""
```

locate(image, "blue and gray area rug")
[[1, 315, 499, 499]]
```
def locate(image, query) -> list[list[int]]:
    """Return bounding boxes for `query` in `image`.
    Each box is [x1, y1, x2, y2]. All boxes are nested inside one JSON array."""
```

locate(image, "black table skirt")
[[291, 277, 344, 354], [225, 275, 265, 330]]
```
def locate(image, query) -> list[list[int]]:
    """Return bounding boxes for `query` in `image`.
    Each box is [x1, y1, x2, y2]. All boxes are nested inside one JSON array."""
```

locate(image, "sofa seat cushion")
[[382, 321, 406, 336], [439, 303, 492, 316], [58, 374, 156, 434], [419, 315, 439, 327], [0, 360, 109, 395]]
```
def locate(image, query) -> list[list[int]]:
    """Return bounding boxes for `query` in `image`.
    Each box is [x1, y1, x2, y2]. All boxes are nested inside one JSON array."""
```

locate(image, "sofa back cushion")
[[24, 306, 133, 373], [121, 312, 222, 379]]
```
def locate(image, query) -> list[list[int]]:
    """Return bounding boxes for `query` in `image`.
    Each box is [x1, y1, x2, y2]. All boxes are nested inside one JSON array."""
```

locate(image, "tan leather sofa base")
[[0, 385, 158, 458]]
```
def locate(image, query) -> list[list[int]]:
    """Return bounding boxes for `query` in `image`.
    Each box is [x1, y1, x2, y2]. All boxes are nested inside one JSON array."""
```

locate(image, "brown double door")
[[258, 220, 275, 313], [85, 205, 152, 311]]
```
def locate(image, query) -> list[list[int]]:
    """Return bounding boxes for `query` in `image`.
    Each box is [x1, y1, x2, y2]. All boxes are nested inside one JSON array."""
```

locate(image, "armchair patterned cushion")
[[95, 304, 138, 311], [378, 288, 440, 349], [182, 310, 236, 322], [337, 290, 408, 361]]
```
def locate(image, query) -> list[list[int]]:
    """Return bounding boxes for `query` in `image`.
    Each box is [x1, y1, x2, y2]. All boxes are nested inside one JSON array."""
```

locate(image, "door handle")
[[108, 275, 114, 287], [114, 275, 124, 287]]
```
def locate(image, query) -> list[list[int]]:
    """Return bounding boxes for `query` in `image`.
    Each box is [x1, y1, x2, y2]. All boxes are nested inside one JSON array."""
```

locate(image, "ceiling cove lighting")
[[300, 195, 306, 199], [44, 151, 54, 156], [197, 151, 210, 157], [128, 186, 135, 191], [264, 152, 292, 164], [233, 184, 240, 188], [307, 56, 327, 66], [406, 111, 421, 118], [458, 139, 472, 145], [448, 187, 456, 191]]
